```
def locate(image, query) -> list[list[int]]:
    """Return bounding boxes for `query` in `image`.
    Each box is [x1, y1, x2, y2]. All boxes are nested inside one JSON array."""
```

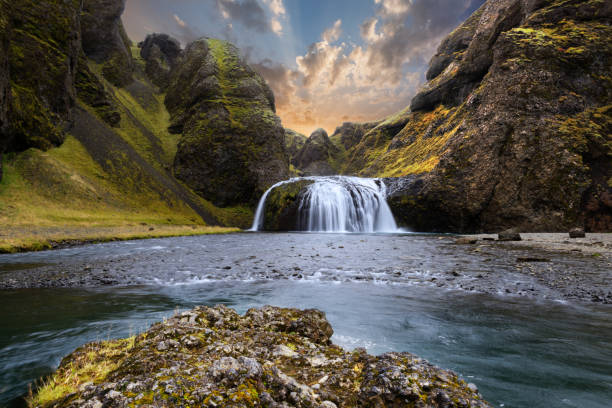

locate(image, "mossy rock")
[[166, 38, 290, 207], [262, 179, 314, 231]]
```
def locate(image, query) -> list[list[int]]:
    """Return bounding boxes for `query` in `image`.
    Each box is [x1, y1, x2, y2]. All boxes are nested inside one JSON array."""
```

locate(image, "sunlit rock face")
[[340, 0, 612, 233], [165, 38, 289, 207]]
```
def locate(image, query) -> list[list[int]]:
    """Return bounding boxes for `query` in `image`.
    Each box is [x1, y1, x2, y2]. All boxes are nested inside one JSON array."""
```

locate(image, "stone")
[[456, 237, 478, 244], [498, 230, 522, 241], [292, 128, 339, 176], [81, 0, 133, 86], [569, 227, 586, 238]]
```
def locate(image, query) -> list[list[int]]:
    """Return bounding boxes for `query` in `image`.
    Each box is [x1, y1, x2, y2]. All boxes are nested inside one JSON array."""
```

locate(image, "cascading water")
[[250, 176, 399, 233]]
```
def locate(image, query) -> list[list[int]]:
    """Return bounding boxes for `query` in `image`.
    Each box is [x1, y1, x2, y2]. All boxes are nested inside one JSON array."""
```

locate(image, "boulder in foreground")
[[30, 305, 490, 407]]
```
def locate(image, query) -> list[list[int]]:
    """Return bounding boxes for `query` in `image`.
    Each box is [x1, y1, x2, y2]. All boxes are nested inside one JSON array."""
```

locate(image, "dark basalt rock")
[[139, 33, 182, 89], [498, 229, 522, 241], [293, 128, 339, 176], [569, 227, 586, 238], [31, 305, 491, 407], [81, 0, 133, 86], [166, 38, 289, 207]]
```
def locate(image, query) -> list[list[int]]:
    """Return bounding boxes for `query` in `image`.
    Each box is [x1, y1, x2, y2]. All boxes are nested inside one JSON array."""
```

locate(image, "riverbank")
[[28, 305, 490, 408], [0, 224, 240, 254], [462, 233, 612, 258]]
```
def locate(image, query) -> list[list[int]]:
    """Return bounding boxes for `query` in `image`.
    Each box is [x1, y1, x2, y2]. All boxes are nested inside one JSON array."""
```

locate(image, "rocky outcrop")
[[342, 0, 612, 232], [285, 128, 307, 162], [4, 0, 82, 154], [262, 179, 314, 230], [139, 34, 182, 89], [330, 121, 380, 151], [166, 38, 290, 207], [30, 305, 490, 407], [81, 0, 133, 86], [293, 129, 339, 176]]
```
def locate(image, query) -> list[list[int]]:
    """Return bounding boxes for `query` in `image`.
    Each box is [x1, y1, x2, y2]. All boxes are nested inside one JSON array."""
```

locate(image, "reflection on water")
[[0, 234, 611, 408]]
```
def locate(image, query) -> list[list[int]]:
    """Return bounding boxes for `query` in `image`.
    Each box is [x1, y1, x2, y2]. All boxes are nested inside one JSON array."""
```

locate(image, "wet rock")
[[456, 237, 478, 245], [569, 227, 586, 238], [33, 305, 491, 407], [498, 230, 522, 241]]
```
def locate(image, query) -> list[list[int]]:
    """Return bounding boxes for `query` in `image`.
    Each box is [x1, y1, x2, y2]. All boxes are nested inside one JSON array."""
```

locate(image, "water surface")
[[1, 233, 611, 407]]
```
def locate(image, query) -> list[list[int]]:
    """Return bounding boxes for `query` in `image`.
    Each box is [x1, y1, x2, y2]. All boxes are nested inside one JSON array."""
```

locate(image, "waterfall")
[[250, 176, 399, 233]]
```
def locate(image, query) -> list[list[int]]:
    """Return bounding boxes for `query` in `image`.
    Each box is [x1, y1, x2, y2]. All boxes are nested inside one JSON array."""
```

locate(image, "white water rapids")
[[250, 176, 399, 233]]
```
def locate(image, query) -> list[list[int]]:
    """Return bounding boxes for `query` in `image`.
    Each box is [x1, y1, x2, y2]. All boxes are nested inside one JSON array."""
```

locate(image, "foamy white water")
[[250, 176, 399, 233]]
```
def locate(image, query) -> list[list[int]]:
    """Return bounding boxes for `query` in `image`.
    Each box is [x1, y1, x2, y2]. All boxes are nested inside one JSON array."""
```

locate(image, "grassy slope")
[[0, 47, 250, 252]]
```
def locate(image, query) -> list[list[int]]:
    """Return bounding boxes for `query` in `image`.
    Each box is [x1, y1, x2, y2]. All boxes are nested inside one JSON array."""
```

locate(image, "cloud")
[[251, 0, 485, 134], [322, 19, 342, 43], [173, 14, 186, 27], [213, 0, 271, 33]]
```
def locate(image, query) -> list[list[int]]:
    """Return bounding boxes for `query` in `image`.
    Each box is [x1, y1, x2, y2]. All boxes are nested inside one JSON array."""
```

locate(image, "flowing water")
[[251, 176, 398, 232], [1, 233, 611, 408]]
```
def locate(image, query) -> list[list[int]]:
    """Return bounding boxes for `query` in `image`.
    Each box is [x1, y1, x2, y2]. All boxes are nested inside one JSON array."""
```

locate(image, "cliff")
[[335, 0, 611, 232], [0, 0, 261, 233]]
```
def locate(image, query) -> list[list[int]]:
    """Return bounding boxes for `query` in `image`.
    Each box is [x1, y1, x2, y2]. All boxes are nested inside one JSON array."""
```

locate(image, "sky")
[[123, 0, 485, 136]]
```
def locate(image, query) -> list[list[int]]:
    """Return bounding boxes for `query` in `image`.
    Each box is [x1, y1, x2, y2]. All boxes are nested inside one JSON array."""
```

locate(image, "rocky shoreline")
[[28, 305, 490, 408]]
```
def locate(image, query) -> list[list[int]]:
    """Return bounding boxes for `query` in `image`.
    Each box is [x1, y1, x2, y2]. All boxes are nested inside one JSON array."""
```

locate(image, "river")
[[1, 232, 611, 407]]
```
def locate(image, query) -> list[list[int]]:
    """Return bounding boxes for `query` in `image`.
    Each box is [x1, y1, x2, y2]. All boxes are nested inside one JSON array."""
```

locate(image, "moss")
[[28, 337, 136, 407]]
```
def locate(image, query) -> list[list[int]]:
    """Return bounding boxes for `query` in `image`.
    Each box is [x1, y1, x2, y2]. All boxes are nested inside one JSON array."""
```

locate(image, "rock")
[[260, 179, 315, 231], [139, 34, 182, 89], [81, 0, 134, 86], [456, 237, 478, 245], [4, 0, 82, 153], [569, 227, 586, 238], [330, 121, 380, 151], [166, 38, 290, 206], [31, 305, 491, 407], [0, 0, 9, 181], [354, 1, 612, 232], [292, 128, 339, 176], [285, 128, 307, 163], [498, 229, 522, 241]]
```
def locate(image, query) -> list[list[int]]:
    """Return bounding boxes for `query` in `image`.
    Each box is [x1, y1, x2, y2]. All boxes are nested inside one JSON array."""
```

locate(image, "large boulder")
[[292, 128, 339, 176], [29, 305, 491, 407], [330, 121, 380, 151], [348, 0, 612, 232], [262, 179, 314, 231], [139, 34, 182, 89], [81, 0, 133, 86], [166, 38, 290, 207]]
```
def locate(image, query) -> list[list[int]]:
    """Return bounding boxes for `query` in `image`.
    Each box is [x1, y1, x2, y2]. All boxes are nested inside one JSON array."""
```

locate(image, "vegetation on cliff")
[[165, 38, 290, 207]]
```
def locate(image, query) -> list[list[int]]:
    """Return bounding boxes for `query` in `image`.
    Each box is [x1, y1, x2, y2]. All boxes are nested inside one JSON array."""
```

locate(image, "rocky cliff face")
[[29, 305, 490, 408], [284, 128, 307, 163], [340, 0, 612, 232], [139, 33, 182, 89], [292, 128, 339, 176], [165, 38, 290, 207], [3, 0, 82, 155], [81, 0, 133, 86]]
